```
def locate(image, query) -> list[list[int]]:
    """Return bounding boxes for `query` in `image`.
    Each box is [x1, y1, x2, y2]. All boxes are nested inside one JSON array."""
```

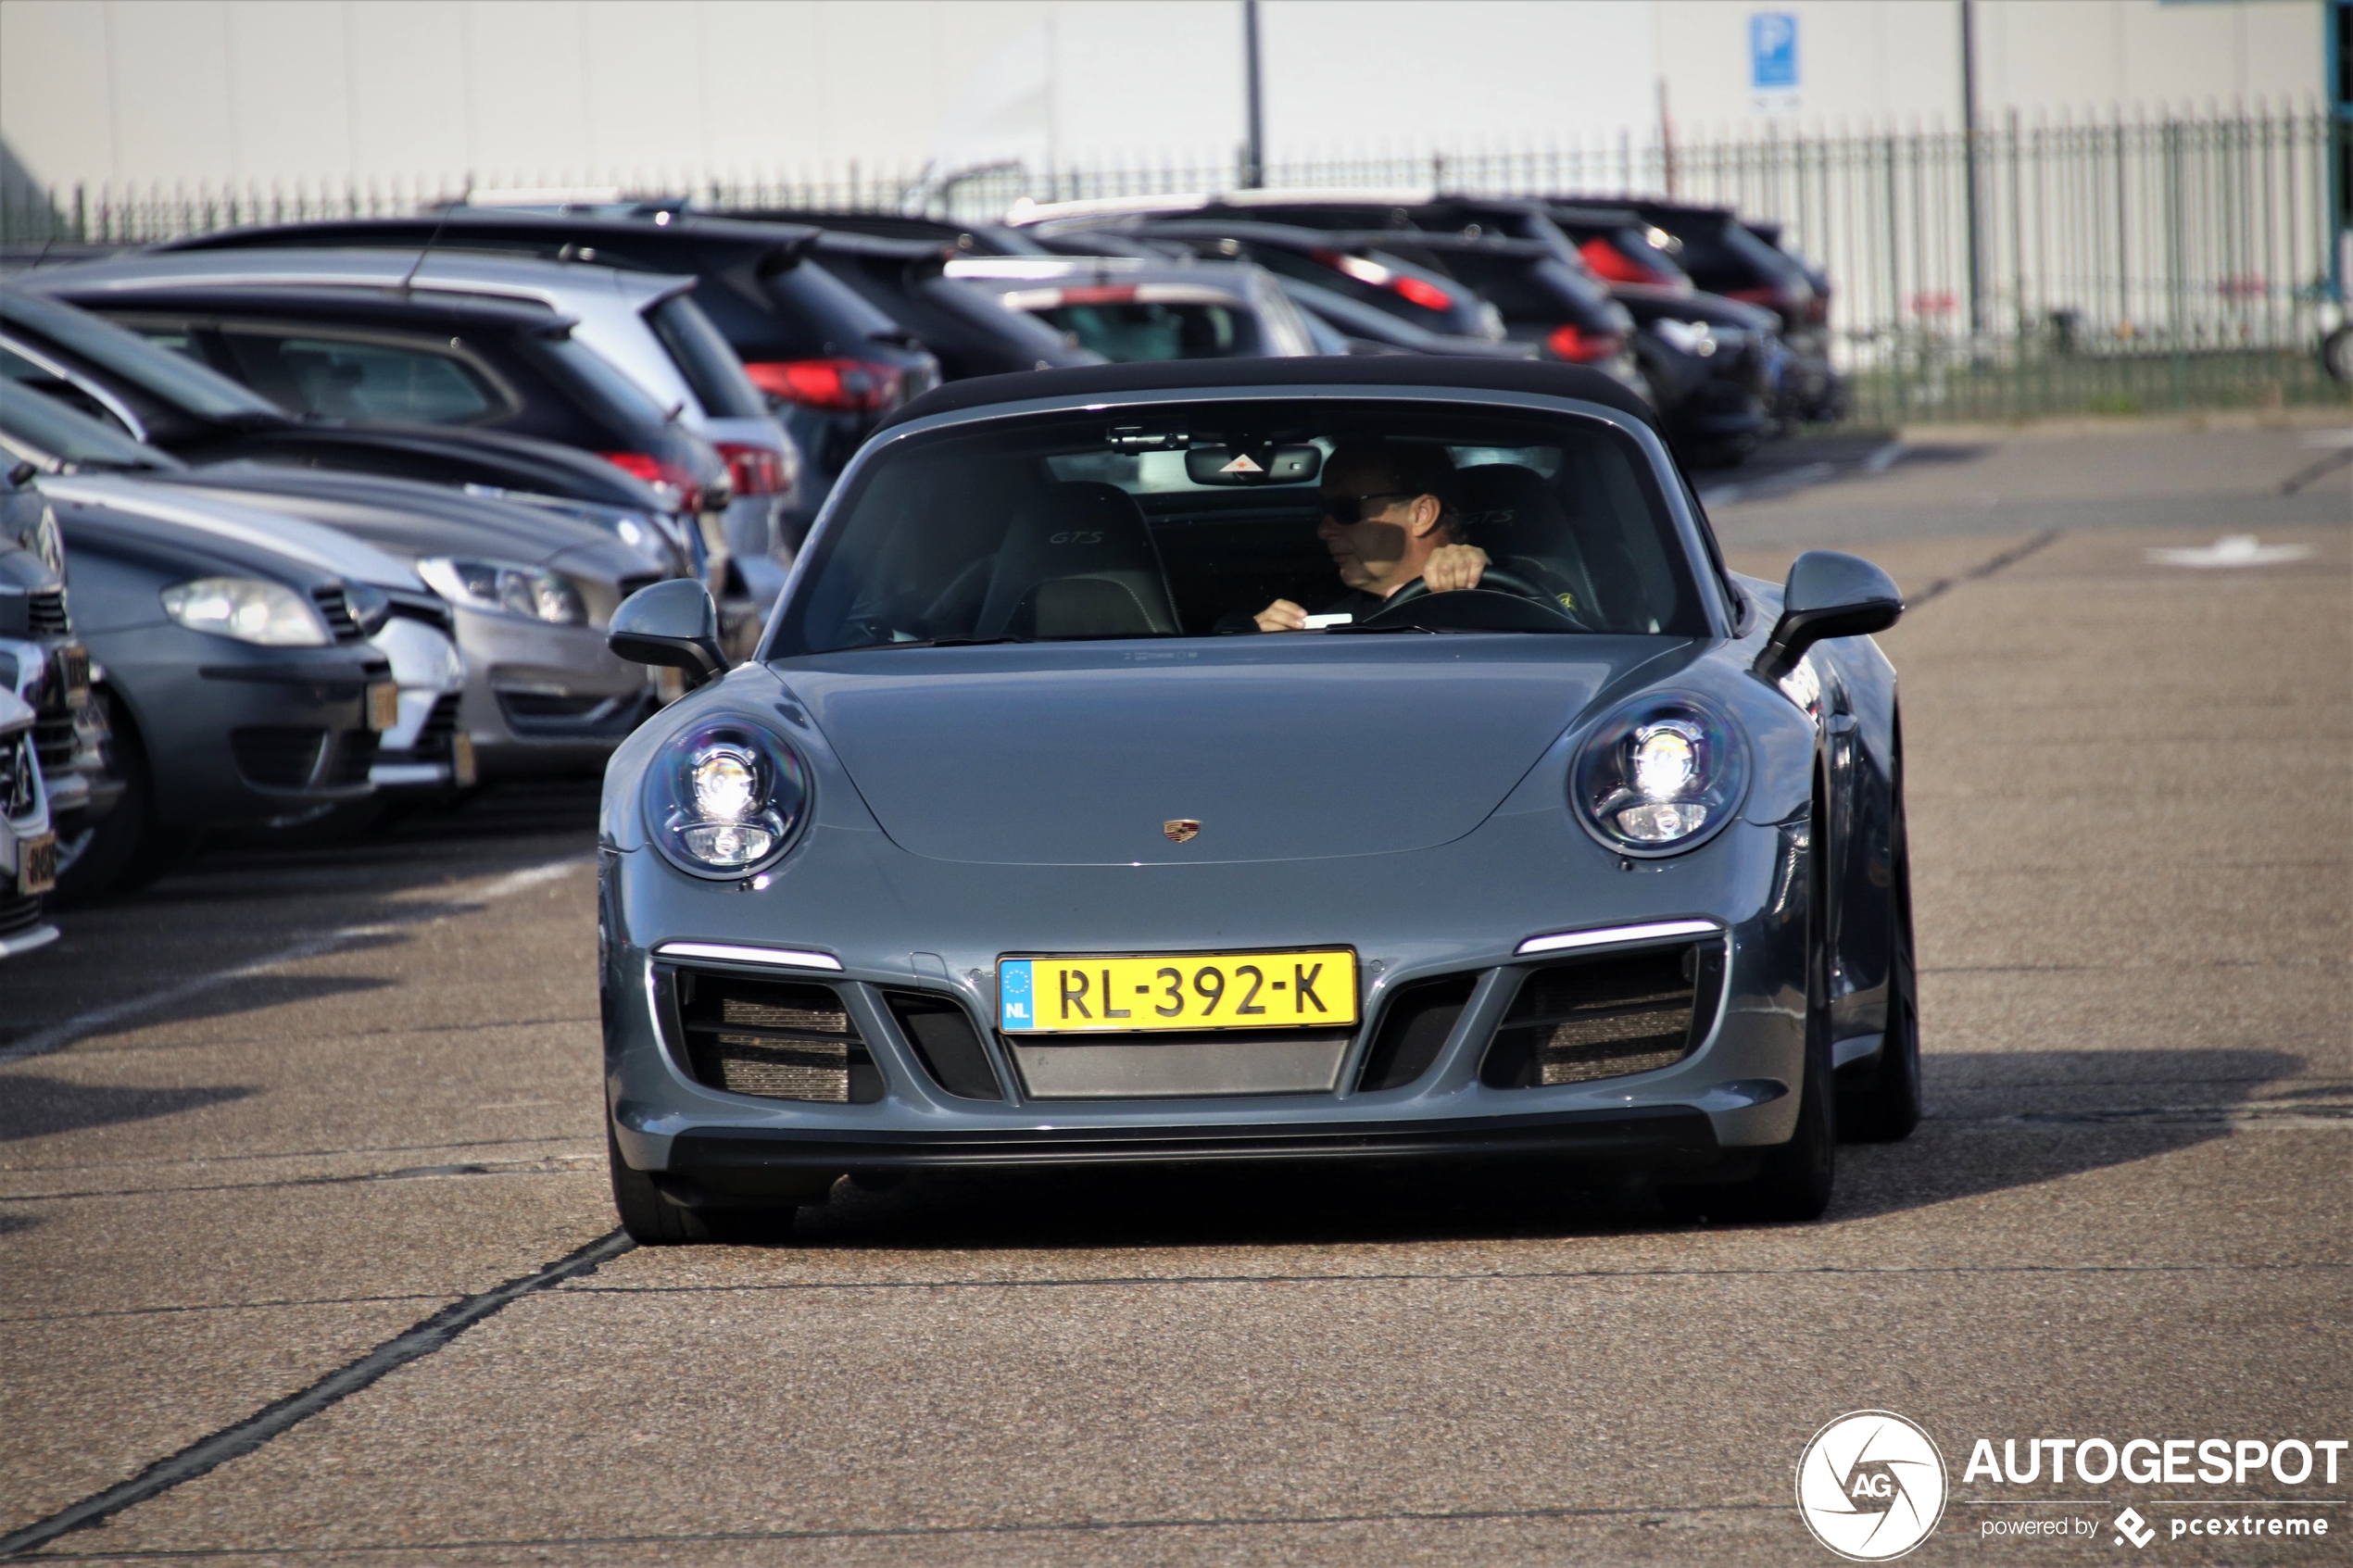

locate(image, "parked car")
[[0, 681, 57, 954], [101, 247, 799, 603], [155, 464, 666, 779], [0, 386, 419, 895], [593, 356, 1916, 1242], [803, 232, 1104, 380], [1, 463, 120, 857], [1272, 275, 1539, 359], [942, 256, 1321, 362], [0, 284, 704, 575], [161, 213, 944, 546]]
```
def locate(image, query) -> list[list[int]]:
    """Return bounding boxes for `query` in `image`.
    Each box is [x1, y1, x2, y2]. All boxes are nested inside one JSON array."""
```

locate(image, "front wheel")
[[1842, 756, 1922, 1142], [608, 1124, 800, 1246], [1720, 802, 1838, 1222]]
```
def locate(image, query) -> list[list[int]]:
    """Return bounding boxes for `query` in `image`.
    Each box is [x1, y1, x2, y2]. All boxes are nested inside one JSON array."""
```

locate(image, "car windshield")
[[0, 362, 187, 470], [0, 286, 284, 420], [1022, 297, 1260, 362], [776, 398, 1703, 656]]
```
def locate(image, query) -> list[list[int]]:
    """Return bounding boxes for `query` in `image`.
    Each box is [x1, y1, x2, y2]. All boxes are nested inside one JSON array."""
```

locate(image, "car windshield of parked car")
[[0, 361, 188, 470], [0, 286, 285, 421], [1019, 297, 1261, 362], [776, 398, 1704, 655]]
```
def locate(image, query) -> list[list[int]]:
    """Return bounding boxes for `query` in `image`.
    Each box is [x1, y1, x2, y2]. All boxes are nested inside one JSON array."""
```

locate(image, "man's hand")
[[1253, 598, 1310, 633], [1421, 544, 1491, 593]]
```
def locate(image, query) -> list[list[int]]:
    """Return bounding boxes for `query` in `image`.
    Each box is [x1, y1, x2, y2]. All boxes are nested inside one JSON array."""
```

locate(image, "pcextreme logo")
[[1796, 1411, 1950, 1561]]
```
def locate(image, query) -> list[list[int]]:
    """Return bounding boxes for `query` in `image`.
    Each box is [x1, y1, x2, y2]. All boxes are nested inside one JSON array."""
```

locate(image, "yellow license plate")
[[451, 731, 478, 788], [366, 681, 400, 733], [17, 832, 57, 896], [999, 949, 1357, 1035]]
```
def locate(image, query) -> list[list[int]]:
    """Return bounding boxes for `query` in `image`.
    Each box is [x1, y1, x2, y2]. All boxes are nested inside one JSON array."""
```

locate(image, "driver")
[[1252, 440, 1487, 633]]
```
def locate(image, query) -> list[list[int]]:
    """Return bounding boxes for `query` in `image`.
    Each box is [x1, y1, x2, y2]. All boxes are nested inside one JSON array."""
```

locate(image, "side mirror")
[[609, 578, 726, 687], [1755, 550, 1903, 681]]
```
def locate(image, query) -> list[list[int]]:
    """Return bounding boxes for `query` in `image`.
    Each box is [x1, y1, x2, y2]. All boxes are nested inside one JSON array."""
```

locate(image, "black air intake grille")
[[27, 589, 69, 637], [309, 585, 365, 642], [230, 726, 327, 789], [32, 714, 76, 773], [884, 991, 1001, 1100], [0, 889, 43, 939], [414, 694, 461, 759], [670, 967, 879, 1103], [0, 733, 30, 818], [322, 728, 381, 785], [1481, 940, 1726, 1089], [1358, 973, 1480, 1092]]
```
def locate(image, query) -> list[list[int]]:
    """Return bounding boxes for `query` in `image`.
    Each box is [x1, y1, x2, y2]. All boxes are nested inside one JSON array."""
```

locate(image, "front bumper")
[[602, 809, 1812, 1197], [93, 624, 390, 830], [450, 607, 657, 777]]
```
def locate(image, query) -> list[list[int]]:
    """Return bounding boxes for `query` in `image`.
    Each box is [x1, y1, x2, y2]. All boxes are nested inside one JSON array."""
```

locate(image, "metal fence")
[[6, 106, 2347, 425]]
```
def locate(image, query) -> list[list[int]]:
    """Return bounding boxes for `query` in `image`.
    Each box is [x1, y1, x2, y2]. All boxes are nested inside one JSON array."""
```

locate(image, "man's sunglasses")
[[1319, 490, 1412, 522]]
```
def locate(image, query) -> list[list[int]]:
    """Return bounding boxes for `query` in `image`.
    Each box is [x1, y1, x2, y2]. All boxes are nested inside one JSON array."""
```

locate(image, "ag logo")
[[1795, 1411, 1947, 1561]]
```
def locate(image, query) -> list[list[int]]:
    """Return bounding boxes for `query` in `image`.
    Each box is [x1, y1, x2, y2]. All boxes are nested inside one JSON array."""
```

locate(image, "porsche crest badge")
[[1163, 819, 1202, 843]]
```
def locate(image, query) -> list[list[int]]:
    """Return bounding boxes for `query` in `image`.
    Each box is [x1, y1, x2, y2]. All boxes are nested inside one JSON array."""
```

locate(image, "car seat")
[[975, 481, 1180, 640], [1455, 464, 1606, 622]]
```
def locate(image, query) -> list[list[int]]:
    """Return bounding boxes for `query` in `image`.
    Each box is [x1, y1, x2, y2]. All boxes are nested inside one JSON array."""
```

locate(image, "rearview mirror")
[[1755, 550, 1902, 680], [609, 578, 726, 687], [1184, 445, 1321, 485]]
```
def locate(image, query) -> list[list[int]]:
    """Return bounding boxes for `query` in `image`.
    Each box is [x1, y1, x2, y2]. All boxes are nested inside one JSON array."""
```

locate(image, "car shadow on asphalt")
[[772, 1046, 2313, 1250], [0, 1074, 258, 1143]]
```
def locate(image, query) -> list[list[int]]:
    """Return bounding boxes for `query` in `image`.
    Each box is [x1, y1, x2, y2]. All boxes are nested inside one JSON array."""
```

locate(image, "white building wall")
[[0, 0, 2327, 200]]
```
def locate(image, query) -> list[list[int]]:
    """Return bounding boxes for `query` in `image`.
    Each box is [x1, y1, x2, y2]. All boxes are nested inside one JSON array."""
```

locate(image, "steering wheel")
[[1378, 565, 1590, 628]]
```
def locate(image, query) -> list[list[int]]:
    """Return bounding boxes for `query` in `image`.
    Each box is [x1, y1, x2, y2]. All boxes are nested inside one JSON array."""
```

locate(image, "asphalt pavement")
[[3, 420, 2347, 1565]]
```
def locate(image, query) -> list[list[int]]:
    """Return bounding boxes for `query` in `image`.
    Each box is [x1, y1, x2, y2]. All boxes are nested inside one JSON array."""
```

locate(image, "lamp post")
[[1241, 0, 1265, 189]]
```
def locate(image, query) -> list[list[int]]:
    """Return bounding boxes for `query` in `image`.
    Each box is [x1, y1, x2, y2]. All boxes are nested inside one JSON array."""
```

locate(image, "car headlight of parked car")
[[158, 576, 332, 646], [418, 557, 586, 625], [647, 719, 810, 878], [1570, 694, 1748, 856]]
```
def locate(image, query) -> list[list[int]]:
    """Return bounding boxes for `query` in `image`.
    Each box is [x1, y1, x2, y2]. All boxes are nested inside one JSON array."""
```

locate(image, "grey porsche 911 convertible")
[[597, 358, 1917, 1243]]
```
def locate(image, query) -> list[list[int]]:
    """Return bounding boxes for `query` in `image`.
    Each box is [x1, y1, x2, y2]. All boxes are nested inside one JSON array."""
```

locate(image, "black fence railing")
[[6, 107, 2347, 424]]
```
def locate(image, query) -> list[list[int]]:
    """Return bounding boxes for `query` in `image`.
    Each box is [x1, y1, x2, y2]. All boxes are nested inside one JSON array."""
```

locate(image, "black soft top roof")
[[875, 357, 1658, 436]]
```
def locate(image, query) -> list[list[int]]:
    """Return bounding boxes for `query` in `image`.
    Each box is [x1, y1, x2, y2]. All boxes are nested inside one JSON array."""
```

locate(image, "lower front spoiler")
[[657, 1107, 1731, 1204]]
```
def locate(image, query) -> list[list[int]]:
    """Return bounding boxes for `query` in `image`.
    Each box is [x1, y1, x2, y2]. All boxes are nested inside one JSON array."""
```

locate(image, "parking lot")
[[3, 420, 2347, 1564]]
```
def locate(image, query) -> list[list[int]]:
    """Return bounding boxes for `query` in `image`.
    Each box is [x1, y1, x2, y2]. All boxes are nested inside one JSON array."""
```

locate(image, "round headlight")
[[646, 719, 809, 878], [1570, 694, 1747, 856]]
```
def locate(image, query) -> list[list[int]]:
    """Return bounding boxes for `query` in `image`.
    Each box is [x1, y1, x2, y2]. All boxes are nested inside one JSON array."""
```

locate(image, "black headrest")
[[975, 482, 1178, 639]]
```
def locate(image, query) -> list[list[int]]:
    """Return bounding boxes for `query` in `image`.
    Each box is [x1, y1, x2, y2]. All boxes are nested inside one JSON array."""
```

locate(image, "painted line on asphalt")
[[0, 1229, 635, 1559], [0, 857, 592, 1067]]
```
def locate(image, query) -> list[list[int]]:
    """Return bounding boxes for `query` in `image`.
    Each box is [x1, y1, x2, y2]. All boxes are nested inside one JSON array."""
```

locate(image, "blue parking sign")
[[1750, 12, 1799, 91]]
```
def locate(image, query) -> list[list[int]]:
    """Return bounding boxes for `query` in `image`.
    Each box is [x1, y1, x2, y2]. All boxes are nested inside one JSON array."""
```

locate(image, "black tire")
[[1724, 796, 1838, 1222], [608, 1124, 799, 1246], [52, 690, 190, 905], [1842, 751, 1922, 1143]]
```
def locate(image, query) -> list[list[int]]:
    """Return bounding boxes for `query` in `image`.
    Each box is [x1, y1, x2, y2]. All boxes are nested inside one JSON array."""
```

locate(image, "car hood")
[[152, 465, 645, 577], [778, 636, 1683, 866], [34, 472, 425, 591]]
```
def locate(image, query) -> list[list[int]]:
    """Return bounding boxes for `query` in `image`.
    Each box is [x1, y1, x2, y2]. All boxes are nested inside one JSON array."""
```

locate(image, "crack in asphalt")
[[0, 1134, 590, 1177], [1, 1498, 1789, 1561], [1908, 528, 2063, 605], [0, 1293, 456, 1326], [0, 1230, 634, 1559], [553, 1258, 2351, 1300], [0, 1155, 602, 1204]]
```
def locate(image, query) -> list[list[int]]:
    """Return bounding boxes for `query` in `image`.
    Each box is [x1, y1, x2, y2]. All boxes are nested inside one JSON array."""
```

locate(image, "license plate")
[[17, 832, 57, 896], [451, 731, 478, 788], [56, 646, 91, 707], [999, 949, 1358, 1035], [366, 681, 400, 733]]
